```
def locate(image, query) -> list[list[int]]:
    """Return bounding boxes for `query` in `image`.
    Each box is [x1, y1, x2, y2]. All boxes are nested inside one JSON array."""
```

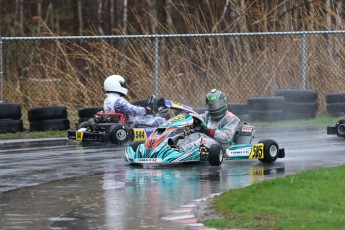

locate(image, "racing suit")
[[177, 111, 240, 150], [103, 93, 166, 127]]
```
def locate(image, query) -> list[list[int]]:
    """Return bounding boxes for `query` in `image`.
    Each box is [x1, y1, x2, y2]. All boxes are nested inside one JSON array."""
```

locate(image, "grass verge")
[[205, 165, 345, 230]]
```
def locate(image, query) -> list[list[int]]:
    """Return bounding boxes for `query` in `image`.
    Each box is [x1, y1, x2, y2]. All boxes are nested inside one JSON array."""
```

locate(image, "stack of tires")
[[247, 96, 286, 122], [0, 102, 23, 133], [228, 103, 251, 122], [325, 93, 345, 117], [77, 107, 103, 124], [275, 89, 318, 120], [28, 106, 70, 131]]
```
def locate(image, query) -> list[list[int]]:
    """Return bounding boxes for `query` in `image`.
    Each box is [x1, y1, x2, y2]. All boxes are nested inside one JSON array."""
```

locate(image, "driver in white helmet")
[[103, 74, 166, 127]]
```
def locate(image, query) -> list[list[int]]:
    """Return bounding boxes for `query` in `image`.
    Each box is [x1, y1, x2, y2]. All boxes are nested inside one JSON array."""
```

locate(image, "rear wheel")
[[208, 144, 223, 166], [258, 139, 279, 163], [109, 124, 129, 144]]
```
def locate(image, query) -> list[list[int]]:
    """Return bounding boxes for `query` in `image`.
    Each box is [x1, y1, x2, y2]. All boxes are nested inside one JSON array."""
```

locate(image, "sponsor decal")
[[242, 127, 253, 132], [134, 158, 162, 163], [168, 114, 185, 122], [172, 102, 183, 108], [200, 137, 206, 145], [227, 149, 250, 155]]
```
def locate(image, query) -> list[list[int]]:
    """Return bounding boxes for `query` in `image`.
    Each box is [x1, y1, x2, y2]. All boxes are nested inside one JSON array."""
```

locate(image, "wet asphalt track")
[[0, 125, 344, 230]]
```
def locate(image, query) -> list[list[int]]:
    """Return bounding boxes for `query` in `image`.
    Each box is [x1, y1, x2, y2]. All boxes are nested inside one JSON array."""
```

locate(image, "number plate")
[[132, 128, 147, 141], [76, 131, 84, 141], [249, 143, 264, 159]]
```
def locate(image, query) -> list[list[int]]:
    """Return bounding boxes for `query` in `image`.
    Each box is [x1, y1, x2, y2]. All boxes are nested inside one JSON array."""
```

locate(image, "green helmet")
[[205, 89, 228, 120]]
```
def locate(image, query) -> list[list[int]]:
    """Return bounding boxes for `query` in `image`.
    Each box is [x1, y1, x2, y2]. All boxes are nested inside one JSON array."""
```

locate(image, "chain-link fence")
[[1, 31, 345, 126]]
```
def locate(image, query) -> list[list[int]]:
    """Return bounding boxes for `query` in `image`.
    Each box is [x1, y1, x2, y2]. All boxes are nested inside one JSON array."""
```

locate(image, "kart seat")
[[232, 122, 255, 145]]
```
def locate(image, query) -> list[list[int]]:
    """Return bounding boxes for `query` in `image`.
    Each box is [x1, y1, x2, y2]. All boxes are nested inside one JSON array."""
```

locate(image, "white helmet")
[[103, 75, 128, 96]]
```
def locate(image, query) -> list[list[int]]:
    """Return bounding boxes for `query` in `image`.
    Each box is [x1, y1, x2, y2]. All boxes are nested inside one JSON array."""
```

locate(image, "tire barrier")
[[28, 106, 70, 131], [275, 89, 318, 120], [0, 103, 23, 133], [325, 93, 345, 117], [228, 103, 251, 122], [77, 107, 103, 124], [247, 96, 286, 122]]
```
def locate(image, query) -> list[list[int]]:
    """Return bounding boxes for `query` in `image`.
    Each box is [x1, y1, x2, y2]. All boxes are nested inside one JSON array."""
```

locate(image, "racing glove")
[[144, 106, 153, 115], [199, 124, 215, 138]]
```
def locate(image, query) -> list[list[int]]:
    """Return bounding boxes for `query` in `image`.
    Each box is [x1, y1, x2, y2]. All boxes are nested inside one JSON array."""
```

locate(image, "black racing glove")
[[199, 123, 210, 134], [199, 123, 215, 138]]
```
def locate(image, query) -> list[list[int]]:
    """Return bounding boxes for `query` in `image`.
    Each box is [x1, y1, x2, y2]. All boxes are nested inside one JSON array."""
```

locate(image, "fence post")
[[301, 32, 307, 90], [153, 35, 159, 97], [0, 37, 3, 102]]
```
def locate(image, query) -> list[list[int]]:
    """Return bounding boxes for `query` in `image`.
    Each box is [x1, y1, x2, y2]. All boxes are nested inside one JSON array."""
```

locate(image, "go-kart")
[[67, 96, 165, 144], [327, 119, 345, 139], [124, 98, 285, 166]]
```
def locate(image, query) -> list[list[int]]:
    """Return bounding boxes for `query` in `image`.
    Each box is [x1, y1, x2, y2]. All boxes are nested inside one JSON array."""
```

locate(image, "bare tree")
[[97, 0, 104, 35], [145, 0, 158, 33], [165, 0, 174, 33], [37, 0, 42, 33], [325, 0, 332, 29], [123, 0, 128, 34], [78, 0, 83, 35], [212, 0, 230, 33]]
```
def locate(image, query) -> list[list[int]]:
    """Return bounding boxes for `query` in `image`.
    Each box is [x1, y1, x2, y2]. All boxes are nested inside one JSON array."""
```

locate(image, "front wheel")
[[258, 139, 279, 163], [208, 144, 223, 166], [109, 124, 129, 144]]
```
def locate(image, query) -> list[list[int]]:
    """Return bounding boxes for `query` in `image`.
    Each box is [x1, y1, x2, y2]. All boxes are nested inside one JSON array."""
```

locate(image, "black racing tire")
[[335, 119, 345, 137], [285, 101, 318, 114], [247, 97, 286, 110], [0, 119, 23, 133], [28, 106, 68, 122], [129, 141, 145, 152], [208, 144, 223, 166], [326, 93, 345, 104], [275, 89, 318, 103], [237, 114, 251, 122], [77, 121, 89, 129], [108, 124, 130, 144], [228, 103, 249, 115], [283, 111, 316, 120], [258, 139, 279, 163], [249, 109, 284, 122], [0, 103, 21, 120], [29, 118, 70, 131], [78, 107, 103, 119], [326, 103, 345, 115]]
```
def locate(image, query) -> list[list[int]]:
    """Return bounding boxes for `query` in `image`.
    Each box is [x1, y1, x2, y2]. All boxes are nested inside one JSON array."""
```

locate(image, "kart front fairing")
[[124, 112, 205, 164]]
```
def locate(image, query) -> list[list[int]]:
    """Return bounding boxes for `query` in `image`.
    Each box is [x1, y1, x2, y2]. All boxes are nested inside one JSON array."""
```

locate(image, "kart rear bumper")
[[68, 130, 108, 142], [278, 148, 285, 158]]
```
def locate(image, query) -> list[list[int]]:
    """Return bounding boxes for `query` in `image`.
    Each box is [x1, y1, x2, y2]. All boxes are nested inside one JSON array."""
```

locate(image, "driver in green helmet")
[[177, 88, 241, 150]]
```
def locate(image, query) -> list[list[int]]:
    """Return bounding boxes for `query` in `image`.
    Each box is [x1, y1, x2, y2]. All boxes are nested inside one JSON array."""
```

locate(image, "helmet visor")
[[120, 81, 126, 89], [207, 100, 226, 111]]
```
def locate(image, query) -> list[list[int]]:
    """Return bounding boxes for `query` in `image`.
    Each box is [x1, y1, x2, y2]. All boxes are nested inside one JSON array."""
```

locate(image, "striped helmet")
[[205, 89, 228, 120]]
